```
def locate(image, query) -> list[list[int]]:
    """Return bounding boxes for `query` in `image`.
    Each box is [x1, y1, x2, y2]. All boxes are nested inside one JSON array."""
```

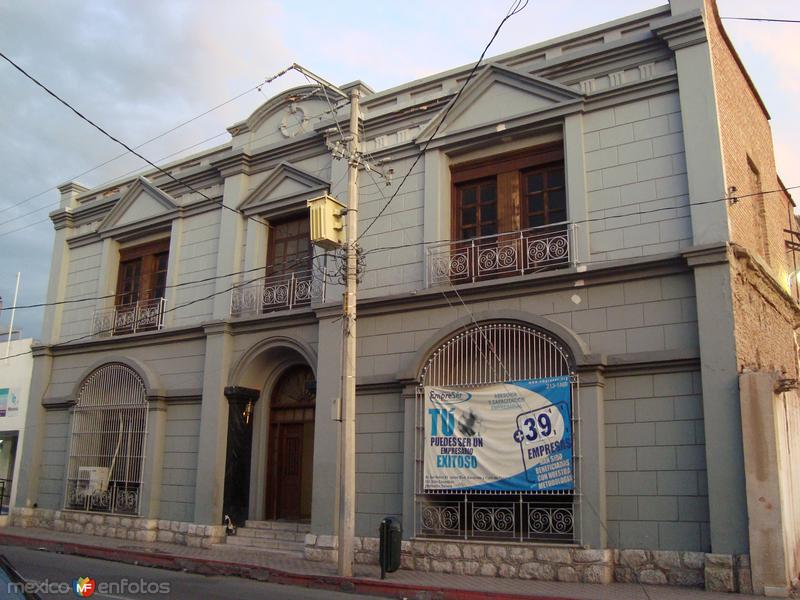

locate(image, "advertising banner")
[[423, 376, 573, 492]]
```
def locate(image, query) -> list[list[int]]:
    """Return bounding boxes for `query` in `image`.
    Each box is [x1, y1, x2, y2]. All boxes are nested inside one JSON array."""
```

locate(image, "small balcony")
[[426, 222, 573, 287], [230, 269, 325, 318], [92, 297, 167, 337]]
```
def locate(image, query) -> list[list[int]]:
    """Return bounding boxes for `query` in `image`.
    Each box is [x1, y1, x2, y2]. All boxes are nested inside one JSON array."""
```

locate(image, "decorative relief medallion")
[[279, 103, 309, 138]]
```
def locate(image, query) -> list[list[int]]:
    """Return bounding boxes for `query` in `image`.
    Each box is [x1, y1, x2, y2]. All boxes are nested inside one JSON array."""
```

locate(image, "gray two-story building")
[[13, 0, 800, 594]]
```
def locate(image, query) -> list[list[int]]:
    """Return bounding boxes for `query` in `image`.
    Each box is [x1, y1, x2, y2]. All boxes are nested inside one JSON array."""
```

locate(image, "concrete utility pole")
[[338, 87, 360, 577], [295, 61, 359, 576]]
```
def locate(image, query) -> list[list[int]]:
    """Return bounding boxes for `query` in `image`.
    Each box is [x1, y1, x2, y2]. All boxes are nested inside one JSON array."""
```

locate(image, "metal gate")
[[64, 363, 148, 515], [415, 321, 579, 543]]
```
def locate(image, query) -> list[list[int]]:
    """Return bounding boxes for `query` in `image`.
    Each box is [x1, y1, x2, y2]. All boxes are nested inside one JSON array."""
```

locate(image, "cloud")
[[1, 0, 797, 338]]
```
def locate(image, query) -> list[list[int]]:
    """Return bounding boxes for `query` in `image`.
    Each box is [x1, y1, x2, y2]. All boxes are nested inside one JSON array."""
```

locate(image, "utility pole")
[[296, 62, 359, 577], [338, 87, 360, 577]]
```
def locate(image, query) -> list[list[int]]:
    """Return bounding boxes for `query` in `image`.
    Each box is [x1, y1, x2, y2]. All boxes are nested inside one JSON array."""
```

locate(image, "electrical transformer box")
[[307, 194, 345, 249]]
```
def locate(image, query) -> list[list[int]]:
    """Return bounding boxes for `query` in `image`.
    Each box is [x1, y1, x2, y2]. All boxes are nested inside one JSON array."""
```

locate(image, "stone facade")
[[303, 535, 750, 592], [10, 507, 225, 548]]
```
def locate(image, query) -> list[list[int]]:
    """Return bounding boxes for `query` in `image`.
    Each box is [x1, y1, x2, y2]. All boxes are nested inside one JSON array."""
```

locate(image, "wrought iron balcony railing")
[[230, 269, 324, 317], [426, 222, 573, 287], [92, 297, 167, 337]]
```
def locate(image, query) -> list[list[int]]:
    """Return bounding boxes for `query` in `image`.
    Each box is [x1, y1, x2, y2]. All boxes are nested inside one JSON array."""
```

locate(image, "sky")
[[0, 0, 797, 339]]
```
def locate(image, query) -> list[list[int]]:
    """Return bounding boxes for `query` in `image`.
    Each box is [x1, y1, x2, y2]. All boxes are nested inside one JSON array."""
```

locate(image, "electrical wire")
[[0, 51, 296, 232], [433, 272, 655, 599], [356, 0, 530, 242], [1, 253, 325, 359], [0, 130, 230, 233], [0, 70, 293, 217], [360, 184, 800, 257], [1, 252, 333, 312], [721, 17, 800, 23], [0, 98, 351, 238]]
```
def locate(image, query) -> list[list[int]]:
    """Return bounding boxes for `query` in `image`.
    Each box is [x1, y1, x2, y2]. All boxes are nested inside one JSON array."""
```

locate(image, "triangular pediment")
[[417, 64, 583, 141], [99, 177, 179, 232], [238, 162, 328, 216]]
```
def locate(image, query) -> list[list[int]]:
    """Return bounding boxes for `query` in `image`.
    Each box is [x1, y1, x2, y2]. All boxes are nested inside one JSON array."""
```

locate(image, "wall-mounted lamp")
[[242, 400, 254, 425]]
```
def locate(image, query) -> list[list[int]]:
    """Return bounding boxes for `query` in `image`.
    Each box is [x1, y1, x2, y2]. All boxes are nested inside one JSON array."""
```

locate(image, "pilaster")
[[310, 315, 342, 536], [13, 347, 54, 508], [212, 174, 248, 319], [140, 397, 167, 518], [686, 245, 748, 554], [575, 367, 607, 548], [193, 323, 234, 524], [564, 113, 590, 265]]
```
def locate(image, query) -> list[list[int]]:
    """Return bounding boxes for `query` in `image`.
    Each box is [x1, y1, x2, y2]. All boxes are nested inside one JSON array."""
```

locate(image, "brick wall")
[[705, 1, 794, 278], [730, 246, 799, 379]]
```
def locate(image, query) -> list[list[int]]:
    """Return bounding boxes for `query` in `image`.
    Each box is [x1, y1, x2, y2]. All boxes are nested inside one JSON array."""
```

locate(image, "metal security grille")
[[415, 322, 580, 543], [64, 364, 148, 515]]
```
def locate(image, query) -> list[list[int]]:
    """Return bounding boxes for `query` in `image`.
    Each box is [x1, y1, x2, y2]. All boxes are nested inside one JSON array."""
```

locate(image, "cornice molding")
[[682, 242, 729, 267], [651, 10, 707, 51], [210, 148, 254, 177], [50, 208, 74, 230]]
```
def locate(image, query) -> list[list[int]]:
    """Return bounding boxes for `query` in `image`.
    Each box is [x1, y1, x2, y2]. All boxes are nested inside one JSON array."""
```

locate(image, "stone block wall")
[[584, 93, 691, 262], [10, 507, 225, 548], [160, 402, 201, 523], [304, 535, 613, 583], [304, 535, 752, 593], [354, 391, 404, 537], [605, 370, 710, 551]]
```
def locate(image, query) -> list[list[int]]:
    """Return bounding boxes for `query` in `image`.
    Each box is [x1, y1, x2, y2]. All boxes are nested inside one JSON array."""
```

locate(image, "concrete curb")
[[0, 531, 577, 600]]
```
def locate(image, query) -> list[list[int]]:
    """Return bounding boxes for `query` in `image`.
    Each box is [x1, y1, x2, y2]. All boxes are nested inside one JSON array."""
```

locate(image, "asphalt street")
[[0, 545, 383, 599]]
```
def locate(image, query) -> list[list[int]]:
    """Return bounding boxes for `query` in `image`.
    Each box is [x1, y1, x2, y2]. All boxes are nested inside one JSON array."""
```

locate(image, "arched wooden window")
[[64, 363, 148, 515], [415, 321, 578, 543]]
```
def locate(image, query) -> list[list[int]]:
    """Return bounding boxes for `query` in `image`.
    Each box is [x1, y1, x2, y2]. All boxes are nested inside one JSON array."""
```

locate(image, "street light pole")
[[338, 87, 360, 577]]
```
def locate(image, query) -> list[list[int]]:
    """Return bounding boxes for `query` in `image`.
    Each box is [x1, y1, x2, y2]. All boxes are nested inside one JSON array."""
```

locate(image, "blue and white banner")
[[423, 376, 573, 492]]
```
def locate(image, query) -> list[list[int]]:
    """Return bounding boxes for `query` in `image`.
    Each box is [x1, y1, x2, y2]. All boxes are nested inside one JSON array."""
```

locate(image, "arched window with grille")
[[415, 321, 579, 543], [64, 363, 148, 515]]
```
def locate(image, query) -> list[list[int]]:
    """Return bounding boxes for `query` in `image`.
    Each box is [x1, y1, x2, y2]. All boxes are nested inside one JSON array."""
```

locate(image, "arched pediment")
[[227, 85, 332, 147], [416, 64, 584, 143]]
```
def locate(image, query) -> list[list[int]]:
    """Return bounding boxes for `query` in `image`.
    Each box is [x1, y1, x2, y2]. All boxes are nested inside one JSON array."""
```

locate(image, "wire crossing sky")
[[0, 0, 797, 338]]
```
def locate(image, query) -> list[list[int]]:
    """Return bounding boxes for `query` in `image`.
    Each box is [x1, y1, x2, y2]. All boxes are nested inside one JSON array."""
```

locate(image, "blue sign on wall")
[[424, 375, 573, 492]]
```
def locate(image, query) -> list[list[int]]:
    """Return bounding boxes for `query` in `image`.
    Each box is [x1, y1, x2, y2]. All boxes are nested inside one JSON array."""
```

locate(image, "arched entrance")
[[415, 320, 578, 543], [266, 364, 315, 520]]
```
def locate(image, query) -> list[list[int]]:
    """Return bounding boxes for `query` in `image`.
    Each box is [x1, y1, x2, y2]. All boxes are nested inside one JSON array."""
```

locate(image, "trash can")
[[378, 516, 402, 579]]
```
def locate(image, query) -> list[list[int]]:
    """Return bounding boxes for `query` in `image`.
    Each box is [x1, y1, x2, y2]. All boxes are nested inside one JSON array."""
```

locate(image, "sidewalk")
[[0, 526, 763, 600]]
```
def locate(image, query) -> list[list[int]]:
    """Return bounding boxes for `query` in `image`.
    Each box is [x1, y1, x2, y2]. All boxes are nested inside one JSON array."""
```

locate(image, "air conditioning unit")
[[77, 466, 109, 494]]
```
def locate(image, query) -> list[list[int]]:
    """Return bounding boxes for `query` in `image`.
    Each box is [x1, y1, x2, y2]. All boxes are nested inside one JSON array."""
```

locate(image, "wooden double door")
[[265, 365, 315, 521]]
